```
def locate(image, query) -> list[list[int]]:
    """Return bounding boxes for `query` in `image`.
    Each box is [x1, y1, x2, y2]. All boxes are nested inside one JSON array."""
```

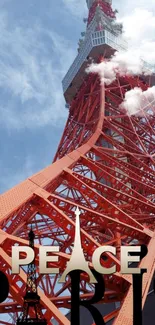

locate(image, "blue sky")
[[0, 0, 154, 194]]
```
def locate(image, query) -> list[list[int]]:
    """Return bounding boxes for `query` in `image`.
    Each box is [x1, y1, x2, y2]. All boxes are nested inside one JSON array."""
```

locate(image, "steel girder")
[[0, 72, 155, 324]]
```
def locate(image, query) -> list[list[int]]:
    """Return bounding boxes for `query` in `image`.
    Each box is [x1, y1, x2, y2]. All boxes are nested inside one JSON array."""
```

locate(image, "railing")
[[62, 37, 92, 93], [62, 29, 127, 94], [142, 60, 155, 73]]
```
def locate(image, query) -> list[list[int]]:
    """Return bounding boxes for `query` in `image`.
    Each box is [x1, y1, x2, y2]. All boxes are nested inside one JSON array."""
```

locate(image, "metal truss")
[[0, 72, 155, 324]]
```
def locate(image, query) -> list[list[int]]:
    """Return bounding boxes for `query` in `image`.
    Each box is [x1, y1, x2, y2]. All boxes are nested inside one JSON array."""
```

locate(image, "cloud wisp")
[[113, 0, 155, 19], [120, 86, 155, 116], [86, 51, 151, 85], [0, 12, 75, 130], [62, 0, 87, 18], [118, 8, 155, 64]]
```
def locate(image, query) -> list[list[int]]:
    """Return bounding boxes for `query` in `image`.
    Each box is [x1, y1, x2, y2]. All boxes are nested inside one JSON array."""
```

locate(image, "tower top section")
[[62, 0, 127, 103], [86, 0, 112, 10], [87, 0, 116, 26]]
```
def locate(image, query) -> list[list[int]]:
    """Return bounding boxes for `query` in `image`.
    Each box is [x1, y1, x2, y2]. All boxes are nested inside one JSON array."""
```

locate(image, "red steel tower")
[[0, 0, 155, 324], [16, 229, 47, 325]]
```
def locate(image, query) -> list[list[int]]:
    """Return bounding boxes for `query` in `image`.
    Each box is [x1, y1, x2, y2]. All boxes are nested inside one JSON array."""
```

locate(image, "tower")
[[59, 207, 96, 283], [16, 229, 47, 325], [0, 0, 155, 325], [61, 0, 125, 105]]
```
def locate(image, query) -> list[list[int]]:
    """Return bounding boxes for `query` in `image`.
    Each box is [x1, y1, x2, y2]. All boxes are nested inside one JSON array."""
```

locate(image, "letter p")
[[12, 246, 34, 274]]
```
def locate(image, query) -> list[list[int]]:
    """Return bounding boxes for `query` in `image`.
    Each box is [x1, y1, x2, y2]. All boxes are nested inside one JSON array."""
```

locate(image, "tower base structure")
[[0, 72, 155, 325]]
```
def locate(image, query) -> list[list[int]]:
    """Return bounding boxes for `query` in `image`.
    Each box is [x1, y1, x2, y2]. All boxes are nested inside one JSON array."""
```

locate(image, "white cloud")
[[117, 8, 155, 65], [120, 9, 155, 43], [113, 0, 155, 17], [0, 12, 75, 129], [120, 86, 155, 116], [86, 51, 151, 85]]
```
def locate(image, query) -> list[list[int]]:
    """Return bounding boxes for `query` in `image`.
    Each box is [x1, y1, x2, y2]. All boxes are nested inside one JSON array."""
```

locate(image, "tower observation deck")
[[63, 0, 127, 102]]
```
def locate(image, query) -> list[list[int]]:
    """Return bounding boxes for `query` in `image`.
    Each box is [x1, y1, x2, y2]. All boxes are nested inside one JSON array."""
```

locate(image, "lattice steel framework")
[[16, 229, 47, 324], [1, 1, 155, 325]]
